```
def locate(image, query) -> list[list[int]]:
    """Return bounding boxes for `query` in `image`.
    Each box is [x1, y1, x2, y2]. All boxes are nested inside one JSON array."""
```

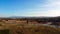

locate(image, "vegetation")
[[0, 24, 60, 34], [0, 17, 60, 34], [10, 24, 60, 34], [0, 29, 9, 34]]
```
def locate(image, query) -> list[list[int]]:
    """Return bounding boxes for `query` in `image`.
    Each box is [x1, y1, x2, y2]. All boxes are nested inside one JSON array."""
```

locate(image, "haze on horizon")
[[0, 0, 60, 17]]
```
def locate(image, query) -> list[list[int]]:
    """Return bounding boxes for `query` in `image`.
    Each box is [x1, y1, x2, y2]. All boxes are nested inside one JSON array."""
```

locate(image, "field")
[[1, 24, 59, 34], [0, 18, 60, 34]]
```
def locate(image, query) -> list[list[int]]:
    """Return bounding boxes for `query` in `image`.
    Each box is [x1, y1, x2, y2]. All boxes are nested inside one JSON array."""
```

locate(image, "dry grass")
[[0, 23, 60, 34], [10, 24, 60, 34]]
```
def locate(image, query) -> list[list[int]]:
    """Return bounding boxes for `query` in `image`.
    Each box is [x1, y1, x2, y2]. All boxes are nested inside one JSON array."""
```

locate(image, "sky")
[[0, 0, 60, 17]]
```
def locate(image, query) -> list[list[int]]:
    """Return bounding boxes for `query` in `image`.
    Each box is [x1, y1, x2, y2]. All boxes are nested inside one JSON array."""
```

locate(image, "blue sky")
[[0, 0, 60, 17]]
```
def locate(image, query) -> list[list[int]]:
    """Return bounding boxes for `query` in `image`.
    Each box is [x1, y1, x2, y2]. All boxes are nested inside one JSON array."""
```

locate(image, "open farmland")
[[0, 24, 60, 34], [0, 17, 60, 34], [10, 24, 60, 34]]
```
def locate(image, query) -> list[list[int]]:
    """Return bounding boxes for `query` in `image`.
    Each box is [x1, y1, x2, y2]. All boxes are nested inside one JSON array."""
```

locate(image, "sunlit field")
[[0, 24, 60, 34], [11, 24, 60, 34]]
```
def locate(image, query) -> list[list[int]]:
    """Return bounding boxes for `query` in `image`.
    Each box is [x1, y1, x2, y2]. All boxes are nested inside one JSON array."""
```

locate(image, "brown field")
[[0, 23, 60, 34], [10, 24, 60, 34], [0, 18, 60, 34], [0, 24, 59, 34]]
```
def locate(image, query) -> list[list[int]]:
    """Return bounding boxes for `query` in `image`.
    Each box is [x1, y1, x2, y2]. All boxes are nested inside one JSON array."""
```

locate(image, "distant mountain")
[[7, 16, 60, 19], [8, 16, 27, 18]]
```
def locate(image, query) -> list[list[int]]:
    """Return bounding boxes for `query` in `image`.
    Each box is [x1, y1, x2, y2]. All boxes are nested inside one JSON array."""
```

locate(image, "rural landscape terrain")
[[0, 16, 60, 34], [0, 0, 60, 34]]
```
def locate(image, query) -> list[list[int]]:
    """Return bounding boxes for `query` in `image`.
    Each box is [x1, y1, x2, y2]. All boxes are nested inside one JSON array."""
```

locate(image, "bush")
[[0, 29, 10, 34]]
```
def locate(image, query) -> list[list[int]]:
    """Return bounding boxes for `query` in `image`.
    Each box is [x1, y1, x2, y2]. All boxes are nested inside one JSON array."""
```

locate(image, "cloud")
[[45, 0, 60, 16], [22, 10, 60, 17], [12, 0, 60, 17], [24, 0, 60, 17]]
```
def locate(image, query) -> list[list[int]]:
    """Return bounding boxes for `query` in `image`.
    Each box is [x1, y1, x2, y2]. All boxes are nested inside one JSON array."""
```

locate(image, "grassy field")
[[0, 24, 60, 34], [10, 24, 60, 34]]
